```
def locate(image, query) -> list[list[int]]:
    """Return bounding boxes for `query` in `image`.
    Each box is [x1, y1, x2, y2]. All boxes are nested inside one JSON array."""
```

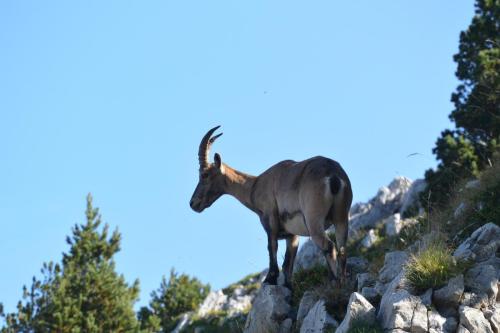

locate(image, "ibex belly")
[[281, 211, 310, 236]]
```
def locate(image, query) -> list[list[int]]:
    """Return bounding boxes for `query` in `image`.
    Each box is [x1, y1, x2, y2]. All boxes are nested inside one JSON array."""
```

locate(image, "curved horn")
[[198, 126, 222, 170]]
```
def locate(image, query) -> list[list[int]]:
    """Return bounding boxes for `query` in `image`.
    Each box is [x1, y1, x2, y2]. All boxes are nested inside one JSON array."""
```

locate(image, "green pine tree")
[[423, 0, 499, 209], [1, 194, 147, 333], [139, 269, 210, 332]]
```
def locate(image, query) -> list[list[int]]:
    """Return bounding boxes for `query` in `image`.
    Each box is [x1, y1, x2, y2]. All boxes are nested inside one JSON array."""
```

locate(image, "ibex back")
[[190, 126, 353, 288]]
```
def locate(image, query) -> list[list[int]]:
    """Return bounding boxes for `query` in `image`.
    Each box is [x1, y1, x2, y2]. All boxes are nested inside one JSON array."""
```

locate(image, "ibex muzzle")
[[190, 126, 353, 288]]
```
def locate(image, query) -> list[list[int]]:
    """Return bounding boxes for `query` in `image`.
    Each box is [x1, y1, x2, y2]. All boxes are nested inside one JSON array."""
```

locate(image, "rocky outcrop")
[[296, 291, 319, 328], [243, 285, 292, 333], [459, 306, 494, 333], [300, 300, 337, 333], [336, 292, 375, 333], [433, 274, 464, 316], [453, 223, 500, 263], [197, 290, 228, 317]]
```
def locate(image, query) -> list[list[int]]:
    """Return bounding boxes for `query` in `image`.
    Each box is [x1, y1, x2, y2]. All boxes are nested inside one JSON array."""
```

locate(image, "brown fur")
[[190, 127, 353, 287]]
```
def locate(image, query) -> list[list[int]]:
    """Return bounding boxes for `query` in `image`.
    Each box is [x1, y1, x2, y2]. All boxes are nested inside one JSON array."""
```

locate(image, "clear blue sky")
[[1, 1, 473, 313]]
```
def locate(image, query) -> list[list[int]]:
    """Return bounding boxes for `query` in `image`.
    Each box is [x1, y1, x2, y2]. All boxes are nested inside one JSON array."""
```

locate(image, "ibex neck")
[[222, 164, 258, 211]]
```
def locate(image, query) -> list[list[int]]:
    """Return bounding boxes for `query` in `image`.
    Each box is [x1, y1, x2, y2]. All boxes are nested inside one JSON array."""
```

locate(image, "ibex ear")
[[214, 153, 223, 170]]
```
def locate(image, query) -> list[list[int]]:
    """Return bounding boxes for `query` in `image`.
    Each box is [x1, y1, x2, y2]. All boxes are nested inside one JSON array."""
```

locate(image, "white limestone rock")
[[361, 229, 378, 248], [433, 274, 464, 316], [300, 299, 338, 333], [454, 223, 500, 263], [378, 251, 409, 284], [336, 292, 375, 333], [465, 264, 498, 305], [244, 285, 291, 333], [197, 290, 228, 317], [296, 291, 320, 327], [459, 305, 494, 333]]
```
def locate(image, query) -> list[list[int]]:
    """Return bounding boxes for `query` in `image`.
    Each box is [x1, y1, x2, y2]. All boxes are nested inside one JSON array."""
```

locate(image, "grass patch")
[[422, 155, 500, 245], [405, 242, 465, 293], [347, 319, 384, 333], [291, 265, 329, 306]]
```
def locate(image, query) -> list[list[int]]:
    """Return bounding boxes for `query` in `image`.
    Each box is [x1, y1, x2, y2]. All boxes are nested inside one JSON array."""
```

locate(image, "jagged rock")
[[465, 264, 498, 305], [385, 214, 419, 237], [294, 245, 369, 274], [488, 307, 500, 333], [375, 270, 406, 299], [400, 178, 426, 216], [361, 287, 379, 303], [172, 312, 192, 333], [294, 239, 325, 272], [454, 223, 500, 262], [377, 289, 417, 331], [347, 256, 369, 274], [457, 325, 472, 333], [349, 177, 413, 233], [197, 290, 228, 317], [384, 213, 402, 237], [227, 293, 253, 316], [411, 301, 428, 333], [296, 291, 319, 327], [459, 305, 494, 333], [361, 229, 378, 248], [244, 285, 291, 333], [428, 309, 457, 333], [420, 288, 433, 306], [433, 274, 464, 316], [378, 251, 409, 284], [461, 291, 490, 309], [300, 299, 338, 333], [336, 292, 375, 333], [357, 272, 376, 291], [279, 318, 293, 333]]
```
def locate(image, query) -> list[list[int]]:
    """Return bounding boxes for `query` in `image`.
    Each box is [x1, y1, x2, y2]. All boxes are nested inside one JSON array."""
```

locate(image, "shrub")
[[405, 242, 463, 293]]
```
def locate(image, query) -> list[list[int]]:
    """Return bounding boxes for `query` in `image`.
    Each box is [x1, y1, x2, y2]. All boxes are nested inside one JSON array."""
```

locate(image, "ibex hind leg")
[[334, 220, 348, 283]]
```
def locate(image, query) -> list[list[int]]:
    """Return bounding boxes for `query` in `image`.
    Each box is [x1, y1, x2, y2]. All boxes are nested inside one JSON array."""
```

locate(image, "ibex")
[[190, 126, 353, 288]]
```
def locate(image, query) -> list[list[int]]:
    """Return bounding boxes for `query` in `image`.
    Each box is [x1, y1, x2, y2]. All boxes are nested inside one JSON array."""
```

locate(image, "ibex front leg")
[[282, 235, 299, 289], [262, 217, 279, 285]]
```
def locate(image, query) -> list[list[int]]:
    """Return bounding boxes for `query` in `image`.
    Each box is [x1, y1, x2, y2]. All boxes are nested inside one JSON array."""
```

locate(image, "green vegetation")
[[405, 242, 464, 293], [222, 272, 260, 295], [347, 319, 384, 333], [140, 269, 210, 332], [184, 310, 247, 333], [291, 265, 329, 306], [422, 0, 499, 210], [0, 194, 145, 333]]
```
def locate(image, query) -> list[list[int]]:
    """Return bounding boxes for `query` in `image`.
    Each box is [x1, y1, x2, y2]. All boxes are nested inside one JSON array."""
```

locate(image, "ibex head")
[[190, 126, 225, 213]]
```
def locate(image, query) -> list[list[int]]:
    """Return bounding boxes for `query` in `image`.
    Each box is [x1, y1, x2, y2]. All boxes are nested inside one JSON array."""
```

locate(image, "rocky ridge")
[[174, 177, 499, 333]]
